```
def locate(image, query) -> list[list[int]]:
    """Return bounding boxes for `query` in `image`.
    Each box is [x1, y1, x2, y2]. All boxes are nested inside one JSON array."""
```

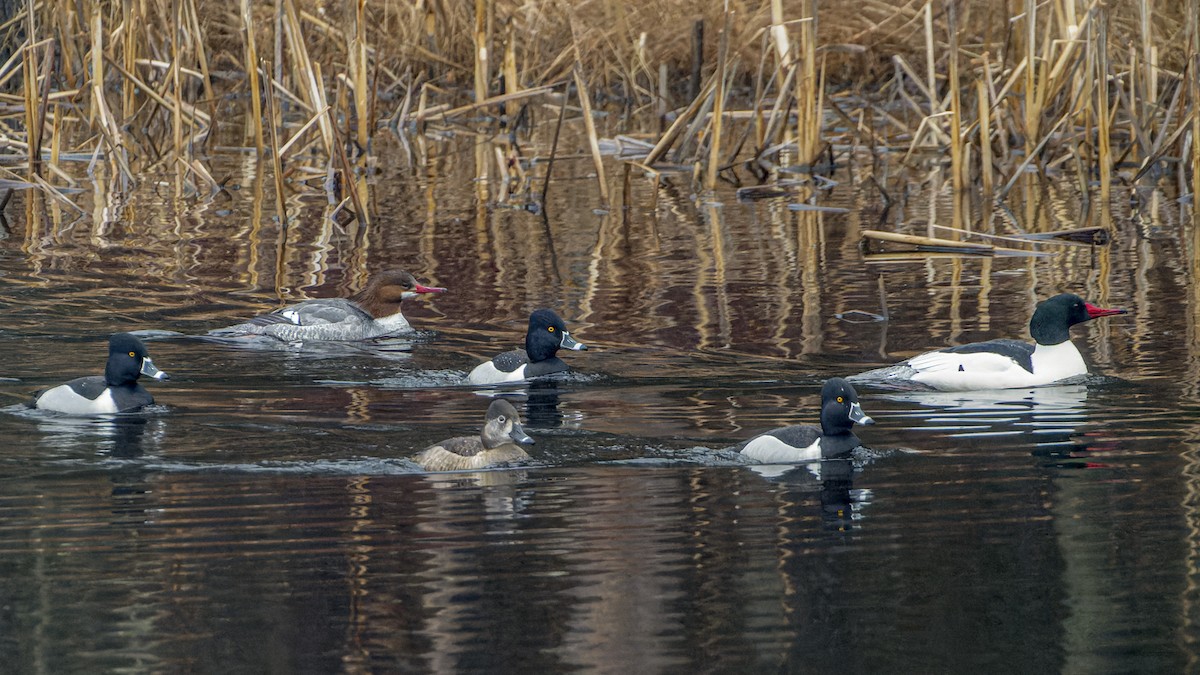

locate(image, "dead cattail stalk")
[[705, 5, 732, 191], [241, 0, 265, 153], [474, 0, 489, 104], [349, 0, 371, 149], [1095, 7, 1111, 203], [977, 77, 993, 195], [945, 0, 963, 192], [263, 67, 289, 228], [795, 1, 820, 165], [572, 64, 609, 207]]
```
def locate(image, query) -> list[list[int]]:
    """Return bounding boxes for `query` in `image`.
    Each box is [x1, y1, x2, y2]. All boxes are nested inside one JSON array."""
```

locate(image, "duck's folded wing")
[[249, 299, 369, 327], [908, 339, 1034, 374], [414, 436, 486, 471], [491, 349, 530, 374]]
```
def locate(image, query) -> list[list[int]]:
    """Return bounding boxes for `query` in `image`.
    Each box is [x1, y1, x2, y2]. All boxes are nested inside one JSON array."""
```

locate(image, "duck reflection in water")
[[875, 383, 1104, 464], [34, 414, 166, 459]]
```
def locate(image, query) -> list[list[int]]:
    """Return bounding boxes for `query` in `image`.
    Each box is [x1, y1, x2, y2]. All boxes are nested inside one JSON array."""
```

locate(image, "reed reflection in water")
[[0, 134, 1198, 671]]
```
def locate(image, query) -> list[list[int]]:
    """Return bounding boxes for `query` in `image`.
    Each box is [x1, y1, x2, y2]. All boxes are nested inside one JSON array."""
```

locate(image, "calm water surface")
[[0, 135, 1198, 672]]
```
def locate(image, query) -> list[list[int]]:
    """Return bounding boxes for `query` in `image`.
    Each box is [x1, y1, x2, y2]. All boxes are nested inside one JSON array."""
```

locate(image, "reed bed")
[[0, 0, 1196, 220]]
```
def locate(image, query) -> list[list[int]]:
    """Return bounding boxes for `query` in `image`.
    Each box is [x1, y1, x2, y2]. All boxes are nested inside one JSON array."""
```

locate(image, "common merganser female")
[[467, 309, 587, 385], [735, 378, 874, 463], [31, 333, 170, 414], [209, 269, 445, 342], [412, 399, 534, 471], [854, 293, 1126, 391]]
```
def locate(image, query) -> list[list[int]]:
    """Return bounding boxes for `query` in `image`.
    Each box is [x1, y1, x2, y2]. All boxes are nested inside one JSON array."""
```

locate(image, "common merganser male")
[[412, 399, 534, 471], [853, 293, 1126, 391], [209, 269, 445, 342], [467, 309, 587, 385], [734, 378, 874, 463], [31, 333, 170, 414]]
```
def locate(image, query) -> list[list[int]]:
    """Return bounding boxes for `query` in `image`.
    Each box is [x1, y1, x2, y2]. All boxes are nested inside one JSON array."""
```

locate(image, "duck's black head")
[[820, 377, 874, 436], [525, 309, 588, 362], [1029, 293, 1126, 345], [105, 333, 169, 387]]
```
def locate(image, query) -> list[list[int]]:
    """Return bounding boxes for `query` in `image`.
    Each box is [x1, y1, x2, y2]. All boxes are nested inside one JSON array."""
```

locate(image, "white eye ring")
[[497, 415, 506, 424]]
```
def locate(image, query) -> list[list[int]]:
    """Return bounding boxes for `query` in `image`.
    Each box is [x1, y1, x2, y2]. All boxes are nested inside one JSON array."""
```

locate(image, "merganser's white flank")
[[853, 293, 1126, 392], [412, 399, 535, 471], [209, 269, 445, 342], [735, 378, 874, 463]]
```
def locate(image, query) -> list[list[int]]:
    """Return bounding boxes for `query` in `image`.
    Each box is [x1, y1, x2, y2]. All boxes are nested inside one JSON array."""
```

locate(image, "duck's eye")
[[836, 396, 844, 403], [497, 415, 506, 424], [128, 351, 136, 358], [548, 326, 555, 332]]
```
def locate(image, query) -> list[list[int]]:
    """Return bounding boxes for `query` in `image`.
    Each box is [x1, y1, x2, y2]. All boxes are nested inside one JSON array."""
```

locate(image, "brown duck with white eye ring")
[[209, 268, 446, 342], [413, 399, 534, 471]]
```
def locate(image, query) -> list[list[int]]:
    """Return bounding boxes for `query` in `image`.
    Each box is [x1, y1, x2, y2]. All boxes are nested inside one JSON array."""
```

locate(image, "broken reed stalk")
[[263, 68, 289, 229], [945, 0, 963, 193], [1192, 0, 1200, 221], [503, 19, 519, 122], [328, 106, 368, 226], [572, 64, 609, 207], [242, 0, 265, 153], [1023, 0, 1038, 160], [977, 76, 993, 195], [350, 0, 370, 149], [474, 0, 488, 105], [795, 0, 819, 165], [1095, 7, 1111, 203], [171, 0, 184, 165], [281, 0, 334, 154], [705, 5, 732, 191]]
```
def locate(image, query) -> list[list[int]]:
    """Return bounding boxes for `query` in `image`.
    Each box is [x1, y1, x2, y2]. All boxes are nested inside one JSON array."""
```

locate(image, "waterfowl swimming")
[[735, 378, 874, 463], [853, 293, 1126, 391], [467, 309, 587, 385], [412, 399, 534, 471], [31, 333, 170, 415], [209, 268, 446, 342]]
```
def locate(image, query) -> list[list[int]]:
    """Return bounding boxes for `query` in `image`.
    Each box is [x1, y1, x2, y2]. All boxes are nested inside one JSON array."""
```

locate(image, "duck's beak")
[[560, 330, 588, 351], [413, 283, 447, 294], [140, 358, 169, 381], [1084, 303, 1126, 319], [848, 402, 873, 425], [509, 423, 534, 445]]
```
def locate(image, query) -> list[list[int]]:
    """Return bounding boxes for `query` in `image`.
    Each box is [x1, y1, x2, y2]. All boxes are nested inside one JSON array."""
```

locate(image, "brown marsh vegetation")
[[0, 0, 1197, 233]]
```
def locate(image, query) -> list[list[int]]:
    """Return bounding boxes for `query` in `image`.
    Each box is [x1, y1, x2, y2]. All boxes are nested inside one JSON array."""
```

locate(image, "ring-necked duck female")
[[209, 268, 446, 342], [467, 309, 587, 385], [31, 333, 169, 415], [736, 378, 874, 463], [413, 399, 534, 471]]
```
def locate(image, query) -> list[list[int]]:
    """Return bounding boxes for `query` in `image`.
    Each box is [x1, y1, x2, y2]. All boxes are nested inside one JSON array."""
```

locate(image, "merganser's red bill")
[[1084, 303, 1126, 319], [414, 284, 447, 294]]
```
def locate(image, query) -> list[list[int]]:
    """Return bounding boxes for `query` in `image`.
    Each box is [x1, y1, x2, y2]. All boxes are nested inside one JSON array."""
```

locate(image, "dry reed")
[[0, 0, 1194, 220]]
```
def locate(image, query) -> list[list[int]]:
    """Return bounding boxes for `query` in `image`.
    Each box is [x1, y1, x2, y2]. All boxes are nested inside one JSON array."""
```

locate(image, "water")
[[0, 135, 1198, 672]]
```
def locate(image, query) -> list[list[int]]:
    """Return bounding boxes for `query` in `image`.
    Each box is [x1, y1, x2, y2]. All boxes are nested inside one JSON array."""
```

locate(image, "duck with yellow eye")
[[413, 399, 535, 471], [30, 333, 170, 415], [733, 378, 874, 463], [467, 309, 587, 385]]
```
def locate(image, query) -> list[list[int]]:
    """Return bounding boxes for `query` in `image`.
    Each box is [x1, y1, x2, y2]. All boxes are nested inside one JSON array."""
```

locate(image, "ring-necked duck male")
[[736, 378, 874, 463], [467, 309, 587, 385], [31, 333, 169, 415]]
